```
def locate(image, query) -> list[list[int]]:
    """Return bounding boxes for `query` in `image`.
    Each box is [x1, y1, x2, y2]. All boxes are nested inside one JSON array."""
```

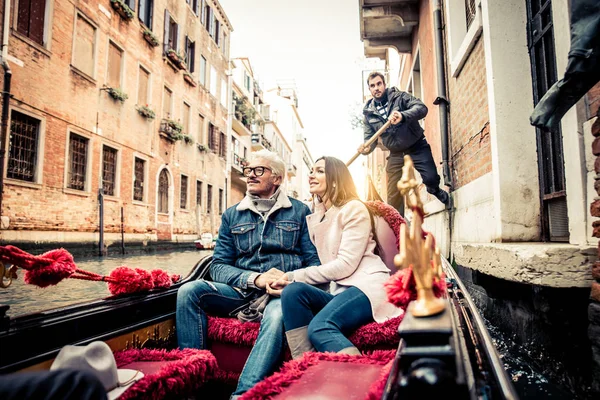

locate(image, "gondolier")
[[357, 72, 450, 214]]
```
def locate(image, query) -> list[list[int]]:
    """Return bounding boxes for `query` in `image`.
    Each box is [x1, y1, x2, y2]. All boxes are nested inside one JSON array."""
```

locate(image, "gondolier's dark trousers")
[[0, 369, 106, 400], [386, 137, 440, 215]]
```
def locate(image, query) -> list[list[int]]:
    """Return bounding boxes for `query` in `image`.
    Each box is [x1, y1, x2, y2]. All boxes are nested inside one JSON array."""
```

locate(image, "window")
[[17, 0, 48, 45], [223, 33, 228, 57], [133, 157, 145, 201], [214, 19, 220, 46], [219, 132, 226, 158], [102, 146, 118, 196], [107, 41, 123, 88], [138, 66, 150, 105], [163, 86, 172, 118], [138, 0, 153, 28], [158, 169, 169, 213], [185, 37, 195, 72], [73, 14, 96, 78], [196, 180, 202, 208], [183, 103, 191, 135], [67, 134, 89, 191], [465, 0, 476, 29], [189, 0, 200, 15], [198, 114, 205, 143], [210, 66, 217, 96], [199, 56, 207, 86], [205, 4, 212, 32], [445, 0, 483, 76], [200, 0, 207, 26], [7, 110, 40, 182], [208, 123, 217, 152], [163, 10, 179, 55], [220, 78, 228, 107], [207, 184, 213, 213], [244, 72, 251, 92], [180, 175, 188, 209], [218, 189, 224, 214]]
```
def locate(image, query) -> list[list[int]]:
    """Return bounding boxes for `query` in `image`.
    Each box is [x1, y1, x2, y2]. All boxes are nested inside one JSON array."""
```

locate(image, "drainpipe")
[[98, 188, 104, 256], [0, 0, 12, 219], [432, 0, 452, 190]]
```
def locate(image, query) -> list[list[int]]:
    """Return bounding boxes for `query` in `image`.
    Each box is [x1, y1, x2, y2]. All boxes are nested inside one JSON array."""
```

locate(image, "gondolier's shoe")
[[433, 188, 452, 210]]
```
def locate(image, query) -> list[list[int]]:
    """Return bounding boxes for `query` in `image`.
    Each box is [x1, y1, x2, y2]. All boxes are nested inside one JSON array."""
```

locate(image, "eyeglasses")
[[242, 166, 272, 177]]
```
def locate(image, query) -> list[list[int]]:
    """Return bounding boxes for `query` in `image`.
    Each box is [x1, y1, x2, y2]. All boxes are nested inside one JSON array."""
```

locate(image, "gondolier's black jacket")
[[362, 87, 428, 154]]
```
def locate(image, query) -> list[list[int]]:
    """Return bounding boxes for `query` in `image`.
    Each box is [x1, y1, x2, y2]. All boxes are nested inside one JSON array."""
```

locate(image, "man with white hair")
[[176, 149, 320, 397]]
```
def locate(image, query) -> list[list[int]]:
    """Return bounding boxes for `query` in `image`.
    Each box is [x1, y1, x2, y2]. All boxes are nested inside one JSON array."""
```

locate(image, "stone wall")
[[589, 81, 600, 392]]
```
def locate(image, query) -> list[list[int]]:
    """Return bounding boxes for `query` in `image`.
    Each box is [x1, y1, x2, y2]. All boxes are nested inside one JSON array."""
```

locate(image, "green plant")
[[183, 71, 196, 85], [167, 49, 186, 65], [197, 144, 207, 152], [142, 28, 159, 47], [107, 87, 128, 102], [136, 104, 155, 119], [182, 135, 193, 144], [110, 0, 134, 19]]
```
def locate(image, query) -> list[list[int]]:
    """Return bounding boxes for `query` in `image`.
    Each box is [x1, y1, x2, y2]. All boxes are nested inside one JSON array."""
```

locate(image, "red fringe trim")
[[240, 350, 396, 400], [113, 348, 217, 400], [207, 316, 261, 346]]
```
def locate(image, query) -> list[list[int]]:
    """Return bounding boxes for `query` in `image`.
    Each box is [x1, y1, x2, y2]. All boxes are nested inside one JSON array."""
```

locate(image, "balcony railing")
[[231, 152, 246, 172], [251, 133, 272, 151], [287, 164, 297, 177]]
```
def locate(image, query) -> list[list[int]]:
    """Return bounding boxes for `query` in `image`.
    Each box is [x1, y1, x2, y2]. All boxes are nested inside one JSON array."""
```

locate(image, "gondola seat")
[[113, 348, 218, 400], [205, 201, 406, 375]]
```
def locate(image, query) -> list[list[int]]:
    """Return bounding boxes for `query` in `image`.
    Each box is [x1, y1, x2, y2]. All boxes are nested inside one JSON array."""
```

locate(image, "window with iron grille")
[[196, 180, 202, 208], [218, 188, 224, 214], [465, 0, 476, 30], [134, 157, 145, 201], [219, 132, 226, 158], [207, 184, 213, 213], [102, 146, 117, 196], [180, 175, 188, 209], [67, 134, 88, 191], [208, 123, 217, 152], [158, 169, 169, 213], [7, 110, 40, 182], [17, 0, 47, 45]]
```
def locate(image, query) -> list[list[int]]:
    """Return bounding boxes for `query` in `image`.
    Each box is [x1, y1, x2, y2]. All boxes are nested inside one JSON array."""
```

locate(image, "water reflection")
[[2, 250, 212, 318]]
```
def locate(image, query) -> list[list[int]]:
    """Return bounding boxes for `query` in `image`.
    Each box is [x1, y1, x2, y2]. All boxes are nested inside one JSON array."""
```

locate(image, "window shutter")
[[194, 0, 200, 16], [138, 0, 146, 25], [174, 22, 179, 52], [148, 0, 154, 29], [163, 9, 170, 55], [185, 36, 190, 66], [29, 0, 46, 45], [208, 7, 214, 37]]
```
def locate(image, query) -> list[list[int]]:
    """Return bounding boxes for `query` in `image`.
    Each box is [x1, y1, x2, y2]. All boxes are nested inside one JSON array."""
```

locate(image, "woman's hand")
[[265, 276, 291, 297]]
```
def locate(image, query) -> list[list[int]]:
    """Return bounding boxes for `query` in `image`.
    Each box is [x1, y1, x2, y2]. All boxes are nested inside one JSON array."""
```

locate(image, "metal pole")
[[98, 188, 104, 257], [120, 206, 125, 255], [0, 62, 12, 219]]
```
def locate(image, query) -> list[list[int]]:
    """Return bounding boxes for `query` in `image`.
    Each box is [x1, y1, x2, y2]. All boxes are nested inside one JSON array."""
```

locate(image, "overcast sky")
[[219, 0, 384, 193]]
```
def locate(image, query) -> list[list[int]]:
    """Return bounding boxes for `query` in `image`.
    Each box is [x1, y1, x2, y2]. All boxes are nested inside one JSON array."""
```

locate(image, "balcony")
[[251, 133, 272, 151], [287, 163, 297, 177], [232, 117, 252, 137], [359, 0, 420, 59], [231, 152, 247, 173]]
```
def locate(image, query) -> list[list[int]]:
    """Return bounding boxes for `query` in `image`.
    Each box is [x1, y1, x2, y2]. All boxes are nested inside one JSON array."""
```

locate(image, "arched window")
[[158, 169, 169, 213]]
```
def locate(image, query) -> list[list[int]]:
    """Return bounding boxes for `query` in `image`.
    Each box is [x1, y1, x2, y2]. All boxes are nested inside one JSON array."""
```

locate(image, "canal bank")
[[454, 263, 593, 398]]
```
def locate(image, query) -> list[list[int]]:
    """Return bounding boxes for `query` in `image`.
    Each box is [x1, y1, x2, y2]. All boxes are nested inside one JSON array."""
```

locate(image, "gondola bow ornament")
[[384, 155, 446, 316], [0, 245, 180, 295]]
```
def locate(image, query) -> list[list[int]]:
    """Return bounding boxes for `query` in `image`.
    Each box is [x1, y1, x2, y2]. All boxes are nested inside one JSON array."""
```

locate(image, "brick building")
[[359, 0, 599, 395], [0, 0, 233, 252]]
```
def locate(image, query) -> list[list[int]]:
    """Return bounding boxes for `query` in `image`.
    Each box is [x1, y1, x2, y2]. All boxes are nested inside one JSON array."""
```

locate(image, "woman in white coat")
[[268, 156, 401, 358]]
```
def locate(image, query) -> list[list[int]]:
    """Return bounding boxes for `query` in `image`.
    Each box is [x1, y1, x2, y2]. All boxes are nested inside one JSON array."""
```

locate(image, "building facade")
[[1, 0, 232, 252], [359, 0, 599, 394]]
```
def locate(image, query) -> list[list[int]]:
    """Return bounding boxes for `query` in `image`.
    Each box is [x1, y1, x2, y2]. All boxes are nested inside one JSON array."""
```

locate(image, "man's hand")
[[357, 143, 370, 155], [389, 110, 403, 125], [265, 275, 291, 297], [254, 268, 285, 289]]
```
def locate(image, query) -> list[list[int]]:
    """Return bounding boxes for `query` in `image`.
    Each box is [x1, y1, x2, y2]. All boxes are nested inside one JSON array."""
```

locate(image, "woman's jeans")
[[281, 282, 374, 352], [176, 280, 285, 395]]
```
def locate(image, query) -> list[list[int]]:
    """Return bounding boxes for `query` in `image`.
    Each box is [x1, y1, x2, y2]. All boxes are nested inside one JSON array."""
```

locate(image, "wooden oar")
[[346, 120, 392, 166]]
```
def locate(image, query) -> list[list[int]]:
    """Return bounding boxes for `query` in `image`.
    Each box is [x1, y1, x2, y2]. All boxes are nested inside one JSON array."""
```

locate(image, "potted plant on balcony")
[[110, 0, 134, 20], [182, 135, 194, 145], [136, 104, 156, 119], [197, 144, 207, 153], [183, 71, 196, 86], [239, 157, 248, 166], [166, 49, 186, 70], [160, 119, 184, 141], [142, 28, 159, 47], [106, 87, 128, 103]]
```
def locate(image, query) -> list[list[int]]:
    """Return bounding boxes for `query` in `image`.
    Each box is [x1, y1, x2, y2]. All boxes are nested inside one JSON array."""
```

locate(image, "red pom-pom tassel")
[[384, 266, 446, 309], [24, 249, 77, 288], [108, 266, 154, 295]]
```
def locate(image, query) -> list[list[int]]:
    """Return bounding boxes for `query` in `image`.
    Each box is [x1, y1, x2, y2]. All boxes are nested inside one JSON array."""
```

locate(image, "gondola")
[[0, 161, 517, 399]]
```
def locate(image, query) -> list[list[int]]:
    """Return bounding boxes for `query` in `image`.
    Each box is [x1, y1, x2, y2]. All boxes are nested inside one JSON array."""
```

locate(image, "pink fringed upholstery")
[[240, 350, 396, 400], [114, 348, 217, 400]]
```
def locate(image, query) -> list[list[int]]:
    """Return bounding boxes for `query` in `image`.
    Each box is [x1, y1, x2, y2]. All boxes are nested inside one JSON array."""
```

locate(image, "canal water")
[[2, 249, 212, 318], [2, 249, 584, 398]]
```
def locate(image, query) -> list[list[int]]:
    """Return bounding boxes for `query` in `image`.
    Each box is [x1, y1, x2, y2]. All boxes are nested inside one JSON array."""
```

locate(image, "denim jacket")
[[210, 192, 321, 289]]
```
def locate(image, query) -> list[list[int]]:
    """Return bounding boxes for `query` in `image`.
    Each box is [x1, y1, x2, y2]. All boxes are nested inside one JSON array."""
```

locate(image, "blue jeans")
[[176, 280, 285, 395], [280, 282, 374, 352]]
